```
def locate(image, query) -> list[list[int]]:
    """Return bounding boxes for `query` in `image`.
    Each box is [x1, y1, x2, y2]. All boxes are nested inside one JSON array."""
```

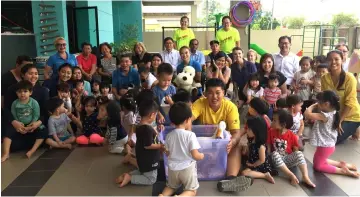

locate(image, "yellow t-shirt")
[[173, 28, 195, 49], [191, 97, 240, 132], [216, 27, 240, 54], [321, 72, 360, 122]]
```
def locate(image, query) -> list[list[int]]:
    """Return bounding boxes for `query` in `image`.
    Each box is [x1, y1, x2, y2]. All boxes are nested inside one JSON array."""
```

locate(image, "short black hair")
[[249, 97, 269, 115], [81, 42, 92, 49], [169, 102, 192, 125], [99, 42, 112, 52], [222, 16, 231, 23], [278, 36, 291, 44], [276, 98, 287, 109], [214, 51, 227, 60], [232, 47, 243, 53], [248, 73, 260, 90], [119, 53, 132, 61], [74, 79, 84, 87], [313, 55, 326, 64], [273, 109, 293, 129], [15, 80, 33, 92], [136, 89, 158, 106], [210, 40, 219, 46], [206, 78, 225, 91], [286, 94, 303, 107], [47, 97, 64, 114], [58, 63, 73, 72], [138, 65, 150, 74], [172, 89, 191, 103], [317, 63, 328, 69], [268, 73, 279, 82], [157, 63, 173, 76], [189, 39, 198, 45], [16, 55, 32, 65], [82, 96, 97, 107], [20, 64, 37, 76], [92, 79, 101, 86], [100, 81, 111, 90], [57, 82, 70, 92], [180, 16, 189, 21], [164, 37, 174, 43], [139, 99, 159, 117], [120, 94, 137, 112]]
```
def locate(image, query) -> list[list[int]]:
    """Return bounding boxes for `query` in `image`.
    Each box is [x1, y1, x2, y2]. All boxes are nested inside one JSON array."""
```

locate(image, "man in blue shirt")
[[189, 39, 205, 67], [112, 54, 140, 100], [44, 37, 77, 79]]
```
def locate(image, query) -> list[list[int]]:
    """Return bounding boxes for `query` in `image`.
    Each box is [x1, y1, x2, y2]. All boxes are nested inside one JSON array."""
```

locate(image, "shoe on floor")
[[217, 176, 253, 192]]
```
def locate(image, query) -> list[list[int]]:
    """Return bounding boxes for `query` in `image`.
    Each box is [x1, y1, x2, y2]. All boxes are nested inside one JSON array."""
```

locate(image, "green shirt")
[[216, 27, 240, 54], [11, 97, 40, 125], [173, 28, 195, 49]]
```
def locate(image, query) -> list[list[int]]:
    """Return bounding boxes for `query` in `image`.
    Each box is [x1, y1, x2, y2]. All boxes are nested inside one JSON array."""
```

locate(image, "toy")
[[174, 66, 201, 94]]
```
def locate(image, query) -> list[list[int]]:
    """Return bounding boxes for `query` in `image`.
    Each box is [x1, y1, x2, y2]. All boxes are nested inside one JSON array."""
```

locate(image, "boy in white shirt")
[[159, 102, 204, 197]]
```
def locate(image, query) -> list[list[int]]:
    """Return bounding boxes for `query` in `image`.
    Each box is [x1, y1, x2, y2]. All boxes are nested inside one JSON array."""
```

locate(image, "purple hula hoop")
[[231, 1, 256, 27]]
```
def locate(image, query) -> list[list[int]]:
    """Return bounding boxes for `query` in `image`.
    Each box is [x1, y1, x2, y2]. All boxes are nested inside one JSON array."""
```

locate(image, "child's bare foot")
[[26, 150, 35, 159], [65, 144, 72, 149], [1, 154, 9, 162], [122, 154, 132, 164], [289, 174, 299, 186], [115, 174, 124, 184], [119, 173, 131, 187], [265, 172, 275, 184], [302, 176, 316, 188], [340, 161, 357, 171], [341, 165, 360, 178]]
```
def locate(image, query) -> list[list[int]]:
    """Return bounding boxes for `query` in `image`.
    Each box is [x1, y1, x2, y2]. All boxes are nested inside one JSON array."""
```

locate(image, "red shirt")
[[76, 54, 97, 74], [267, 128, 298, 155], [245, 115, 271, 130]]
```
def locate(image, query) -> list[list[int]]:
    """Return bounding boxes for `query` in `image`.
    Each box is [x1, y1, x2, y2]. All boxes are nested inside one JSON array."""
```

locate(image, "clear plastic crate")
[[159, 125, 230, 181]]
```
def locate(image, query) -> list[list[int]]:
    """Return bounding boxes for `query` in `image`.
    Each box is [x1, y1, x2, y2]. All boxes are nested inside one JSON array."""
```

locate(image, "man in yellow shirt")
[[216, 16, 241, 54], [173, 16, 195, 50], [191, 78, 252, 192]]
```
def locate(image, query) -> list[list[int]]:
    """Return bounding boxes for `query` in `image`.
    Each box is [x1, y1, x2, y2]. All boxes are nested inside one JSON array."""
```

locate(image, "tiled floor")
[[2, 138, 360, 196]]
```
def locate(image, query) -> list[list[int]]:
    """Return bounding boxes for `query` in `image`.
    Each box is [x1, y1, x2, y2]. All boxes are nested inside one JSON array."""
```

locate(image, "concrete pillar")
[[112, 1, 143, 44], [191, 5, 197, 26], [230, 1, 249, 52], [32, 1, 69, 56]]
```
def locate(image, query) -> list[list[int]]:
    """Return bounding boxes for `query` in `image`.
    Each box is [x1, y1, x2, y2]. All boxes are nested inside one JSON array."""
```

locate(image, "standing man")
[[173, 16, 195, 50], [189, 39, 205, 67], [160, 37, 181, 71], [216, 16, 241, 54], [273, 36, 300, 90], [335, 44, 350, 72], [76, 42, 97, 81]]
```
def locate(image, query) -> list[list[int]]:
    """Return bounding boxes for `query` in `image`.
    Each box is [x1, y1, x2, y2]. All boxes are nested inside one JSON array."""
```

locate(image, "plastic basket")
[[159, 125, 230, 181]]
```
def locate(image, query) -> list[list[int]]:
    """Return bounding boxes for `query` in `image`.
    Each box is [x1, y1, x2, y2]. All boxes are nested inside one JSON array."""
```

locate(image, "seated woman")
[[191, 78, 252, 192], [42, 63, 73, 98], [132, 42, 152, 69], [72, 66, 92, 96], [206, 51, 231, 92], [2, 64, 49, 162], [97, 42, 118, 84], [150, 53, 162, 77]]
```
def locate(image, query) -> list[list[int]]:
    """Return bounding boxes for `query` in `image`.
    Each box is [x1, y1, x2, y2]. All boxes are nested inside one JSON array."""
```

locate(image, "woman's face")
[[56, 40, 66, 53], [72, 69, 82, 80], [216, 57, 226, 69], [327, 52, 343, 73], [135, 44, 143, 54], [101, 45, 111, 56], [152, 56, 162, 68], [247, 52, 256, 63], [23, 68, 39, 85], [180, 48, 190, 62], [262, 57, 273, 73], [233, 50, 243, 61], [59, 67, 72, 82]]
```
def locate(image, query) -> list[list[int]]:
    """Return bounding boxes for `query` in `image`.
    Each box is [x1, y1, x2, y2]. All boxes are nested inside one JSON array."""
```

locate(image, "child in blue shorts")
[[45, 97, 75, 149]]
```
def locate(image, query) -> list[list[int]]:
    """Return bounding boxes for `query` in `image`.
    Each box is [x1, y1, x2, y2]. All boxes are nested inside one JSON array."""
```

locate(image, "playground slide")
[[250, 43, 267, 56]]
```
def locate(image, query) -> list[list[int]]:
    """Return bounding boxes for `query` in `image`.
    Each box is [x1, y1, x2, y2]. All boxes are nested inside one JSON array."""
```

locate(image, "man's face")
[[222, 18, 231, 30], [180, 18, 189, 29], [82, 45, 92, 56], [120, 57, 132, 71], [205, 86, 224, 108], [165, 40, 174, 51], [211, 44, 220, 53], [336, 45, 349, 60], [190, 40, 199, 51], [278, 38, 291, 53]]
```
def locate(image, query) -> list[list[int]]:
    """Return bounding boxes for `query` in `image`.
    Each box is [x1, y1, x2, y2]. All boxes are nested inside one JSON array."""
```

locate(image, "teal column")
[[88, 1, 114, 44], [75, 1, 90, 50], [32, 1, 68, 56], [112, 1, 143, 44]]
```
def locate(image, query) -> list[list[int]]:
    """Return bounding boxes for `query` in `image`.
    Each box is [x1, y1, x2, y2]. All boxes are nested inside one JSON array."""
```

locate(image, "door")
[[73, 6, 99, 53]]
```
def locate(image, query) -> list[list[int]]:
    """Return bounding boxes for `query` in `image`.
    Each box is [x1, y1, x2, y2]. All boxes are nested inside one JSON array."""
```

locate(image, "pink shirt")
[[264, 87, 281, 105], [76, 54, 97, 74]]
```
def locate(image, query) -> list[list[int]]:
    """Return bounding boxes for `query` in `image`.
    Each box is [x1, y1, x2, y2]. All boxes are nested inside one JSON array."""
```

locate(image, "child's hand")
[[157, 124, 165, 133], [246, 162, 254, 167], [226, 139, 235, 154], [157, 113, 165, 124], [165, 96, 174, 105], [199, 153, 205, 160]]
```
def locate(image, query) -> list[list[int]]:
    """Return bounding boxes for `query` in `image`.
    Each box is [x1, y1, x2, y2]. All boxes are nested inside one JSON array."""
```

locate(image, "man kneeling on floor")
[[191, 78, 253, 192]]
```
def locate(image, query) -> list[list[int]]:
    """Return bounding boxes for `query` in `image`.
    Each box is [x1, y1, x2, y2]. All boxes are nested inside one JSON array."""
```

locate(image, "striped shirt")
[[264, 87, 281, 105]]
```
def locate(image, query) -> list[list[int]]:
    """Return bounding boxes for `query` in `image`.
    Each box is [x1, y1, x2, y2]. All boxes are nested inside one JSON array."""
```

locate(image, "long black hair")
[[316, 90, 340, 130], [327, 50, 346, 90], [247, 117, 268, 148], [106, 101, 122, 127]]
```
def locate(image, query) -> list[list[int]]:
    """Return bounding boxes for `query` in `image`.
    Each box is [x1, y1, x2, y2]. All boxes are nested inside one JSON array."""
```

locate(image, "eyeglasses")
[[56, 43, 66, 47], [339, 50, 348, 53]]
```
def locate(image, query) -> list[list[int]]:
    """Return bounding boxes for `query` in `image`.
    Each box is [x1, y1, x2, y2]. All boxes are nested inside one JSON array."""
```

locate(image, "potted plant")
[[111, 23, 139, 56]]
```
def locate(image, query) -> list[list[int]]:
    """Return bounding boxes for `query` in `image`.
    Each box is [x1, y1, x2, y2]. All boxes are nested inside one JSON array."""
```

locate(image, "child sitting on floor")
[[287, 95, 305, 149], [98, 100, 131, 154], [267, 109, 315, 187], [305, 91, 359, 178], [100, 81, 114, 100], [246, 73, 264, 104], [264, 74, 282, 120], [92, 80, 101, 98], [57, 82, 72, 113], [45, 97, 75, 149], [242, 117, 274, 184], [120, 94, 137, 146], [160, 102, 204, 196], [115, 100, 164, 187]]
